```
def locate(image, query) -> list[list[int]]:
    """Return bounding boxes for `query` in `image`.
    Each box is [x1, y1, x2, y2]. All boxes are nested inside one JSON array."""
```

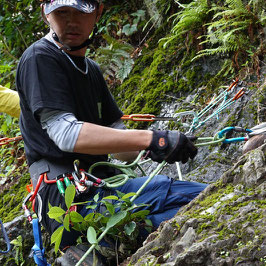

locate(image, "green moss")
[[0, 173, 30, 222], [197, 222, 213, 234], [112, 23, 225, 130]]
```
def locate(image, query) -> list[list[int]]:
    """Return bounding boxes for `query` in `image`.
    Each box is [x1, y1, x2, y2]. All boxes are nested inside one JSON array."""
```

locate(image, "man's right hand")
[[146, 130, 198, 164]]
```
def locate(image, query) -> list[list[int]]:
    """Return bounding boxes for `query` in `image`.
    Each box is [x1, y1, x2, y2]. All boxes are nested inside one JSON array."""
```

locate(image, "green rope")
[[88, 151, 149, 188], [195, 134, 226, 147]]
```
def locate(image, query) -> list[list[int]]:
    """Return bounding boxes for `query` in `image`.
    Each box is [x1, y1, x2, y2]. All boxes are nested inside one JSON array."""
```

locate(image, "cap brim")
[[44, 0, 97, 15]]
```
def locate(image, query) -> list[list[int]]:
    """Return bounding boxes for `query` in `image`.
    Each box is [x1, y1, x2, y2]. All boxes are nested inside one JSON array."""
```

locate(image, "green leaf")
[[70, 211, 84, 223], [103, 201, 115, 215], [63, 214, 70, 232], [121, 192, 136, 200], [131, 210, 150, 219], [47, 206, 66, 219], [51, 226, 64, 244], [145, 219, 153, 227], [84, 213, 95, 222], [93, 193, 99, 202], [86, 204, 98, 210], [145, 219, 153, 233], [10, 239, 22, 247], [87, 226, 98, 245], [65, 184, 76, 209], [122, 24, 137, 36], [106, 211, 127, 229], [54, 237, 62, 254], [115, 190, 125, 199], [102, 195, 119, 201], [94, 213, 105, 223], [124, 221, 136, 236], [72, 223, 82, 231], [54, 216, 64, 223]]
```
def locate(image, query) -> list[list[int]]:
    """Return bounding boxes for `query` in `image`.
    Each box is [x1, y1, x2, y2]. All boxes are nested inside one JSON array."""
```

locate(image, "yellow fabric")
[[0, 85, 20, 118]]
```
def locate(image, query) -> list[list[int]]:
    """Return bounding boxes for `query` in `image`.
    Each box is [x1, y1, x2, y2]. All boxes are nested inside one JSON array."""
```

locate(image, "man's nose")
[[66, 10, 80, 25]]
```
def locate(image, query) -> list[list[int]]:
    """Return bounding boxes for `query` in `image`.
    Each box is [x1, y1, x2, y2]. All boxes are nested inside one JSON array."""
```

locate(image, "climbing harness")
[[26, 151, 150, 204], [0, 218, 11, 254]]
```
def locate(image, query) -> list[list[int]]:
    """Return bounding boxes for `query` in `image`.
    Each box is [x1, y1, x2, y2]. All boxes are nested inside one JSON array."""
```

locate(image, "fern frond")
[[159, 0, 209, 48], [95, 35, 134, 82]]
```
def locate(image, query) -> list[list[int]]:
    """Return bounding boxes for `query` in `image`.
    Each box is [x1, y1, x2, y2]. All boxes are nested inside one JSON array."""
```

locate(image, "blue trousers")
[[60, 175, 207, 248]]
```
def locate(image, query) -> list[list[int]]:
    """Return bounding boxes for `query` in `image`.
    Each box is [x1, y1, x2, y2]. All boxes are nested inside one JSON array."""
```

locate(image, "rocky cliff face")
[[0, 1, 265, 264], [127, 143, 266, 266]]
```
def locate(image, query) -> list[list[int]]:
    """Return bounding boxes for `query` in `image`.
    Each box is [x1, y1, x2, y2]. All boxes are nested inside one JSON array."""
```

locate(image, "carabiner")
[[218, 127, 252, 144], [22, 193, 34, 223], [121, 114, 155, 122], [83, 171, 106, 187]]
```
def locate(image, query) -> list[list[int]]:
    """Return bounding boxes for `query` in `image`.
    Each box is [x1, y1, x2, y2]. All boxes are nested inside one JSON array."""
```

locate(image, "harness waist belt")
[[29, 158, 76, 191]]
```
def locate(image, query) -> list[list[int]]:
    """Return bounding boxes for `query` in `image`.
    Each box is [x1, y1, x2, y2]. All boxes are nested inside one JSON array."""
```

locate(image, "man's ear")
[[95, 4, 104, 23], [41, 4, 49, 25]]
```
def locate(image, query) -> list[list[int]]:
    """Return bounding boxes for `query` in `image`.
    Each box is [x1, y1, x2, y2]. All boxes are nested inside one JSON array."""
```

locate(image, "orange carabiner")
[[121, 114, 155, 122]]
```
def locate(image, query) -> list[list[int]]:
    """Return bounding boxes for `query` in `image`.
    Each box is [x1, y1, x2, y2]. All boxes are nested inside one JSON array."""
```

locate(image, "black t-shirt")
[[16, 38, 123, 167]]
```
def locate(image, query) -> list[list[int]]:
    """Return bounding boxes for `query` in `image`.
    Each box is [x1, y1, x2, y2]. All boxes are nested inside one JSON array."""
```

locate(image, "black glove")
[[146, 130, 197, 164]]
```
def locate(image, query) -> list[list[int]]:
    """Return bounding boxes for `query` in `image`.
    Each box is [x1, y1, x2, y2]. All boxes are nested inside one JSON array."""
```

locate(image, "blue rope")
[[0, 218, 11, 254], [31, 219, 51, 266]]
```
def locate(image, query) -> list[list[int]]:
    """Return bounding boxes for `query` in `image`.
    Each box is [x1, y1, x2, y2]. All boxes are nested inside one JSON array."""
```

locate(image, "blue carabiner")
[[218, 127, 252, 144]]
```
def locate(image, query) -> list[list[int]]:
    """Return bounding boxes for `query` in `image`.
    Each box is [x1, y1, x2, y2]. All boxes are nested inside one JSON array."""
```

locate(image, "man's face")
[[46, 6, 101, 48]]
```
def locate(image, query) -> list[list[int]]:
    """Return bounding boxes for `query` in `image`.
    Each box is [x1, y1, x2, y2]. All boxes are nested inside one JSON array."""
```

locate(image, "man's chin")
[[62, 39, 85, 48]]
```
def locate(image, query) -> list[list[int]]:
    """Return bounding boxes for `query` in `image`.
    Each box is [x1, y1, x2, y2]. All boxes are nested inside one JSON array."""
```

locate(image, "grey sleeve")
[[109, 119, 127, 129], [39, 108, 83, 152]]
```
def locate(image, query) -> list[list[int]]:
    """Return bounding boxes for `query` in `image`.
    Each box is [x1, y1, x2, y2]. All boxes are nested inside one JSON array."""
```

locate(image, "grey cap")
[[44, 0, 99, 15]]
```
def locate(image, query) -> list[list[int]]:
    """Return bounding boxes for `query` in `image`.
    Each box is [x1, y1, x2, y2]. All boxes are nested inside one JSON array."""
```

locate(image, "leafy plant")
[[159, 0, 265, 78], [10, 235, 25, 265], [0, 0, 46, 87], [159, 0, 210, 48], [93, 34, 135, 83], [193, 0, 265, 66], [118, 10, 146, 37], [48, 185, 152, 260]]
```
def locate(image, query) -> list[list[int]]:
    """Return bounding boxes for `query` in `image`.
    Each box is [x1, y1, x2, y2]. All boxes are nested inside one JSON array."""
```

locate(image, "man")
[[16, 0, 207, 264]]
